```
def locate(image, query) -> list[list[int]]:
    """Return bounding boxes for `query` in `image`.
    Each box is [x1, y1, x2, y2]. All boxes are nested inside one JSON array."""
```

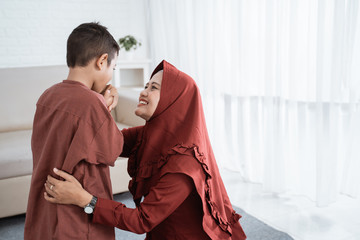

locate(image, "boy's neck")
[[66, 66, 95, 90]]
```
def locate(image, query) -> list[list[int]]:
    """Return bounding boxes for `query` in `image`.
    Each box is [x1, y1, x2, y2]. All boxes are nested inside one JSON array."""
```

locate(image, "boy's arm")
[[86, 117, 124, 166]]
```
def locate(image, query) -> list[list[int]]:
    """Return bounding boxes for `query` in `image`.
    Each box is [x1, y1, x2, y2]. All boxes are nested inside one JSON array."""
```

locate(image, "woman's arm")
[[93, 173, 193, 233], [44, 169, 194, 234]]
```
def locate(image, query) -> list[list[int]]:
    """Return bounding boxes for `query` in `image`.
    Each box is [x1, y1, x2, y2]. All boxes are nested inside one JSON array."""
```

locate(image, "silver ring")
[[50, 185, 54, 191]]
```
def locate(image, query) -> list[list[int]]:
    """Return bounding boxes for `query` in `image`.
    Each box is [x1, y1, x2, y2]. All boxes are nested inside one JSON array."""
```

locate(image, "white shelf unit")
[[112, 59, 152, 89]]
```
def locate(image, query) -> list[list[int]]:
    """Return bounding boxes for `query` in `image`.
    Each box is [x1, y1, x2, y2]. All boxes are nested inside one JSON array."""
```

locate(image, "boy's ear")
[[96, 53, 109, 70]]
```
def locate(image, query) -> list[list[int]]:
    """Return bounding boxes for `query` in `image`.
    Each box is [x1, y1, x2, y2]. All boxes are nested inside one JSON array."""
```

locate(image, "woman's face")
[[135, 71, 163, 121]]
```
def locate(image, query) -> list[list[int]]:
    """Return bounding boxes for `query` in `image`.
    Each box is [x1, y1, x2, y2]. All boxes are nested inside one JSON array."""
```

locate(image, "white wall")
[[0, 0, 148, 68]]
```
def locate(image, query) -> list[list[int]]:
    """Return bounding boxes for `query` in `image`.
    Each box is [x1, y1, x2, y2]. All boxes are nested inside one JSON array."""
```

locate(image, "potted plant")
[[118, 35, 141, 59]]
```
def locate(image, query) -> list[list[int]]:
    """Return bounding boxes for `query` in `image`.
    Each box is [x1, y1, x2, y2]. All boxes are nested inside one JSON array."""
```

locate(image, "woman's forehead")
[[149, 70, 163, 84]]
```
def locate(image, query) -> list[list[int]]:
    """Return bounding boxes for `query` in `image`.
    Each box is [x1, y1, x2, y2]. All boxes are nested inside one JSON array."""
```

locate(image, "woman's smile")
[[138, 98, 149, 106]]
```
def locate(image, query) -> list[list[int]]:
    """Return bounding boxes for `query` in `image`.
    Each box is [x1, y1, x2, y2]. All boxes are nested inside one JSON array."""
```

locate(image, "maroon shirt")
[[24, 80, 123, 240]]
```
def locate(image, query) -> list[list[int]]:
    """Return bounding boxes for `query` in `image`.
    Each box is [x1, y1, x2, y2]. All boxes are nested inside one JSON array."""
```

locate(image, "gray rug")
[[0, 191, 294, 240]]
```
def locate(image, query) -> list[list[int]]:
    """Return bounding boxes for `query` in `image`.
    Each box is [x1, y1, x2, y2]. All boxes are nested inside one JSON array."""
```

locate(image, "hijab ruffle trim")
[[166, 144, 241, 236]]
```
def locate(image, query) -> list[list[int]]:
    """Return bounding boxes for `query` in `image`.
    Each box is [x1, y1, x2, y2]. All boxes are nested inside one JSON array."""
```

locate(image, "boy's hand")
[[102, 84, 119, 112], [44, 168, 93, 208]]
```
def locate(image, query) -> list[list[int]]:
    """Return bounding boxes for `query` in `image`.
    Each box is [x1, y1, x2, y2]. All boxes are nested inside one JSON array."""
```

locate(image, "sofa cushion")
[[0, 130, 33, 179]]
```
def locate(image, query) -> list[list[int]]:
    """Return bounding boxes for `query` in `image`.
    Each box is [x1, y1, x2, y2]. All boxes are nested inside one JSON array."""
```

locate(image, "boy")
[[24, 22, 123, 240]]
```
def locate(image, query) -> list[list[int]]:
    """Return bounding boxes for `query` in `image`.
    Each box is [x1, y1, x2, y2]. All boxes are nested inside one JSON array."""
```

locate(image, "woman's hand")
[[44, 168, 93, 208], [102, 84, 119, 112]]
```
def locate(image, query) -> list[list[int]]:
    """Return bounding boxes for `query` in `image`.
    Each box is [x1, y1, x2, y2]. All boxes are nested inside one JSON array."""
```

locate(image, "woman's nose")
[[140, 89, 148, 97]]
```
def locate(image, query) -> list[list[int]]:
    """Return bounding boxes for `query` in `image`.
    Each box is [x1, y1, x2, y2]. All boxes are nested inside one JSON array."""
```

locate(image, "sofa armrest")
[[113, 88, 145, 127]]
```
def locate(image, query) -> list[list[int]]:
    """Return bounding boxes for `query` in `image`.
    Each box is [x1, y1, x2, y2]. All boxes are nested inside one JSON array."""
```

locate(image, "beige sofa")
[[0, 65, 143, 218]]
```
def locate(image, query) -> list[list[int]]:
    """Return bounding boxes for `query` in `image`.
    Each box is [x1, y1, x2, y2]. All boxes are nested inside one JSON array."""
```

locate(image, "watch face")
[[84, 206, 93, 214]]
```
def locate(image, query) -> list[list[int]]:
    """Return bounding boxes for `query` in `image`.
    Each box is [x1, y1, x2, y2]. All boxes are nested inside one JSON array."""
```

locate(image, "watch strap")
[[84, 195, 98, 214]]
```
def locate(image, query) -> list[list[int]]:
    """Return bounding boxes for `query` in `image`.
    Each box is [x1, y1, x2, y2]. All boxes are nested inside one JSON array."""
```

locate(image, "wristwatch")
[[84, 196, 98, 214]]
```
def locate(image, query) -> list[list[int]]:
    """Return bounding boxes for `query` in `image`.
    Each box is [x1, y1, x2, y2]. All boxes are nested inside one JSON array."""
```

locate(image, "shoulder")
[[76, 89, 107, 110], [77, 91, 111, 127], [38, 81, 101, 103], [37, 82, 62, 101], [37, 82, 111, 126]]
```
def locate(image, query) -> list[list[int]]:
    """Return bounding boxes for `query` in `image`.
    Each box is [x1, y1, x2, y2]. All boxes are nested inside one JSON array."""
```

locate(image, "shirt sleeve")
[[86, 117, 124, 166], [61, 117, 123, 173], [92, 173, 194, 234]]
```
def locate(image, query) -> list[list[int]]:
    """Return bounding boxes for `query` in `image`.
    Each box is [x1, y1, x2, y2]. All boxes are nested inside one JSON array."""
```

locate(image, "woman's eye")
[[151, 86, 158, 90], [144, 86, 148, 89]]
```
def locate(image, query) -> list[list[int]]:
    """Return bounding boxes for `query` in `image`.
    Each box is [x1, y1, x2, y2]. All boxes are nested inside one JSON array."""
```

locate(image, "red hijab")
[[125, 60, 246, 239]]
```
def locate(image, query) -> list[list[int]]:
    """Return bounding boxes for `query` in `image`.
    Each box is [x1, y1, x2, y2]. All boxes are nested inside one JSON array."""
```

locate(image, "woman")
[[45, 60, 246, 239]]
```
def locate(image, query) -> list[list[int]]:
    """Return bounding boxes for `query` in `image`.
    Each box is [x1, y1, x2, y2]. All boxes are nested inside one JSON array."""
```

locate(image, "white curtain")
[[147, 0, 360, 206]]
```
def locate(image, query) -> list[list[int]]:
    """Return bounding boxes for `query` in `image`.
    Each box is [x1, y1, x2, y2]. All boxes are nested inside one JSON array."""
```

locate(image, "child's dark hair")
[[66, 22, 120, 67]]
